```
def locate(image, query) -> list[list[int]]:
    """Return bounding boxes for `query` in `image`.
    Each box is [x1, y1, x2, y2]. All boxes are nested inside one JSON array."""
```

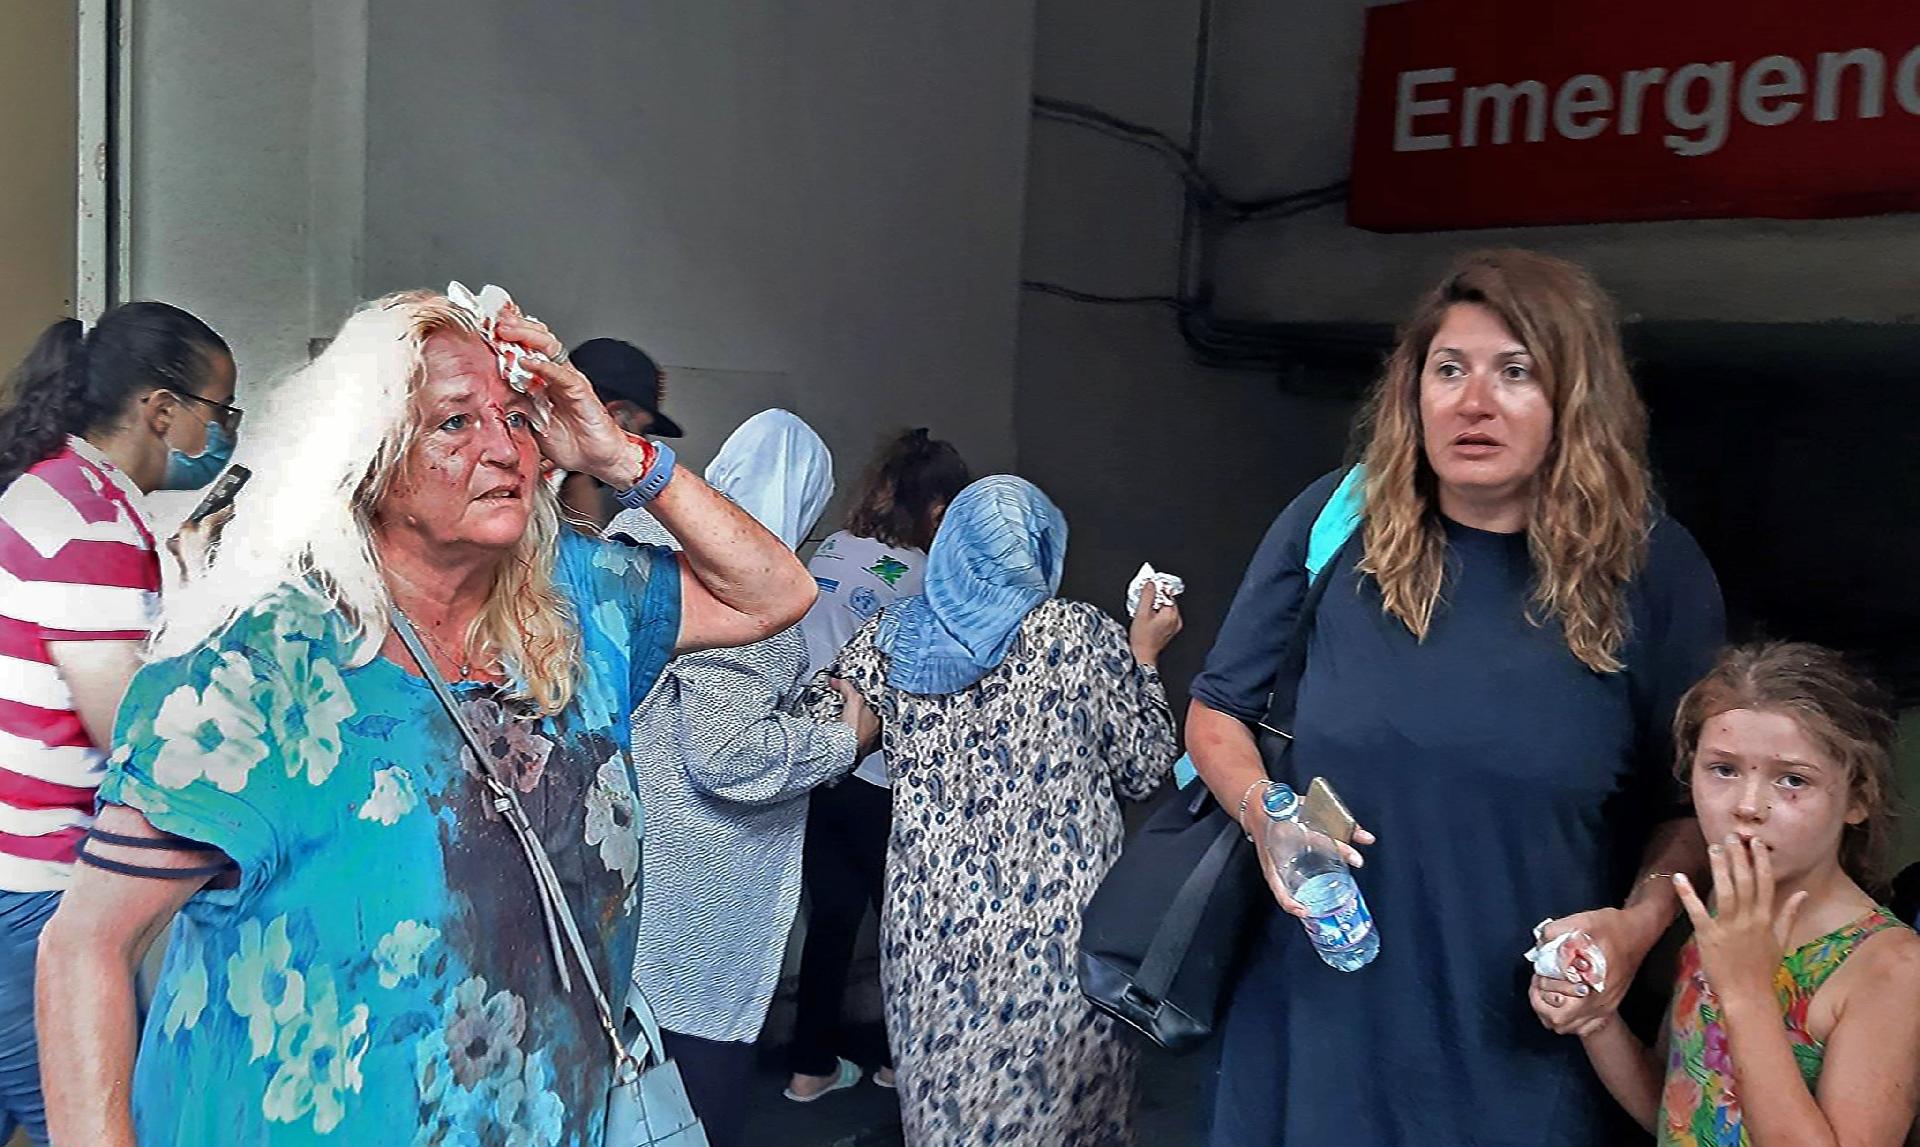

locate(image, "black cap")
[[567, 338, 684, 438]]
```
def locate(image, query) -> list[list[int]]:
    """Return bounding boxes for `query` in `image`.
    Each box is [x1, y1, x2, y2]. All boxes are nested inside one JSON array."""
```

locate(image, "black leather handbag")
[[1076, 544, 1343, 1052]]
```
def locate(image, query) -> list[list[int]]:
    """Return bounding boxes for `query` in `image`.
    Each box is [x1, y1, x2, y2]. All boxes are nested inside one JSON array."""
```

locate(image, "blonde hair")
[[1673, 642, 1901, 890], [153, 290, 582, 714], [1356, 249, 1650, 673]]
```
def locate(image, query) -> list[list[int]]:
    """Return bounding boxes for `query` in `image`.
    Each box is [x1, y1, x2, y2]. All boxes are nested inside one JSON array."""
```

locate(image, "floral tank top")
[[1658, 906, 1910, 1146]]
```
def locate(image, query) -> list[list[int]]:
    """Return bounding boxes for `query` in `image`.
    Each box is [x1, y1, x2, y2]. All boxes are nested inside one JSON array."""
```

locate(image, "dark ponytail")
[[0, 320, 89, 493], [844, 427, 972, 551], [0, 301, 229, 492]]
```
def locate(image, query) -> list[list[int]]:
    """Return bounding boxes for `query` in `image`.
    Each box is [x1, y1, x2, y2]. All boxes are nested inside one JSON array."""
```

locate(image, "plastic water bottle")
[[1262, 782, 1380, 971]]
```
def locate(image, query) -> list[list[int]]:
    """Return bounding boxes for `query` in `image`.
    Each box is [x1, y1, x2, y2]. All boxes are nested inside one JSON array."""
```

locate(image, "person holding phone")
[[1187, 250, 1725, 1147], [0, 302, 237, 1146]]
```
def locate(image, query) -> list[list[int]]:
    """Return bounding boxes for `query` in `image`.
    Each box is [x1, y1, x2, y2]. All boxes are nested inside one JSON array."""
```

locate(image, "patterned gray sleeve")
[[668, 631, 859, 805], [1080, 602, 1179, 802]]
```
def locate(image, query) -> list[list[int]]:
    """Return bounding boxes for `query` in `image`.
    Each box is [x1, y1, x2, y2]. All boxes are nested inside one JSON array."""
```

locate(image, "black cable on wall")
[[1023, 3, 1385, 379]]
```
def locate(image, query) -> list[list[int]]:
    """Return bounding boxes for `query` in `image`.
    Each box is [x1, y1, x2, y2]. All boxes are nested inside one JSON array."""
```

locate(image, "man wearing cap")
[[559, 338, 685, 530]]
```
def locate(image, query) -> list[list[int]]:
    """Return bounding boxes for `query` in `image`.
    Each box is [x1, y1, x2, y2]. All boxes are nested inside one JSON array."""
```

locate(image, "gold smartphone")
[[1303, 776, 1357, 845]]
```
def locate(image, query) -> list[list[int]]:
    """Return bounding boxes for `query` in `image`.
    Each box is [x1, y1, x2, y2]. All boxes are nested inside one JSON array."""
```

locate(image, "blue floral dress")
[[96, 530, 680, 1146]]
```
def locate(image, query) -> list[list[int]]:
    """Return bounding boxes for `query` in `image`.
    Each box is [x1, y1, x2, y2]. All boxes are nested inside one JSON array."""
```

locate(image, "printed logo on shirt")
[[848, 586, 881, 619], [866, 555, 910, 587], [814, 576, 841, 595], [816, 537, 840, 559]]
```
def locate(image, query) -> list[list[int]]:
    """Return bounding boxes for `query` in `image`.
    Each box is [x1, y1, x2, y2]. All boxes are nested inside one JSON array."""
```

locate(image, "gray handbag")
[[392, 610, 708, 1147]]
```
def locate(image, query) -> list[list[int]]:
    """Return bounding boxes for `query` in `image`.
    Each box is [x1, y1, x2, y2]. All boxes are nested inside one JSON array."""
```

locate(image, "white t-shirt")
[[799, 530, 927, 787]]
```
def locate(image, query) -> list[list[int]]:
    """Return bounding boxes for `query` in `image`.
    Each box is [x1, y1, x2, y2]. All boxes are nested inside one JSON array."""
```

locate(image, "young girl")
[[1544, 642, 1920, 1146]]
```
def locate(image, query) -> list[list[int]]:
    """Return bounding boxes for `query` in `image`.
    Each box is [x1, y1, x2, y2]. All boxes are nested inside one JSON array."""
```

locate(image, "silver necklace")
[[397, 608, 475, 681]]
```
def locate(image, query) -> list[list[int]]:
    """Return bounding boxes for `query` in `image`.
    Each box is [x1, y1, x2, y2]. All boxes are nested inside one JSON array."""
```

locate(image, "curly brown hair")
[[1672, 641, 1901, 890], [843, 428, 970, 551], [1356, 249, 1650, 672]]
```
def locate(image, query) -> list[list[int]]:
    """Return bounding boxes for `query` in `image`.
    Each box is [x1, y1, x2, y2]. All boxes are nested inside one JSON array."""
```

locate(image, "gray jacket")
[[611, 509, 859, 1041]]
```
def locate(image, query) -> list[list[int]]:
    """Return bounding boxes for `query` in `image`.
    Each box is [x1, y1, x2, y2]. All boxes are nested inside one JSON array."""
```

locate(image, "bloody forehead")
[[484, 395, 535, 418], [418, 370, 533, 412]]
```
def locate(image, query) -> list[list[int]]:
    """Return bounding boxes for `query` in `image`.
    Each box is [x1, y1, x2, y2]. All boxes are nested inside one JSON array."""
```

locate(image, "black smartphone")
[[187, 464, 251, 524]]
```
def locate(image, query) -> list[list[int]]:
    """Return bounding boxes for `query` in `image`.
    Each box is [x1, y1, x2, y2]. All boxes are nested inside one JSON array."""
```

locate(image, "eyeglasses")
[[169, 389, 244, 432]]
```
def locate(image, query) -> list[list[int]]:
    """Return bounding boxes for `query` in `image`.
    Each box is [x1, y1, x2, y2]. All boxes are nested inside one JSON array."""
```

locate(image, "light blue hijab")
[[874, 475, 1067, 695], [703, 409, 835, 549]]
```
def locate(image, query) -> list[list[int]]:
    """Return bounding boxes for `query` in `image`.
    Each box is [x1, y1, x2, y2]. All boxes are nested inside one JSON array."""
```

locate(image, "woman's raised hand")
[[1128, 592, 1183, 667], [495, 310, 637, 484]]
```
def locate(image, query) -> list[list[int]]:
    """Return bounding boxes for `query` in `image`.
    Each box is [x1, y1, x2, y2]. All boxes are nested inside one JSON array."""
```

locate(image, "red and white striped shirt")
[[0, 437, 159, 891]]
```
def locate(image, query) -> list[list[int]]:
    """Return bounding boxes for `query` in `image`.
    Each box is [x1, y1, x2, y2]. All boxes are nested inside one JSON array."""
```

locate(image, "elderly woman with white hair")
[[35, 289, 815, 1146]]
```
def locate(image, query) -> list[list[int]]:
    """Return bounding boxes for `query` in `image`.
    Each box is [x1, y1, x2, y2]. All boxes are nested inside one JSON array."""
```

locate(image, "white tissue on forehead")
[[445, 280, 553, 423]]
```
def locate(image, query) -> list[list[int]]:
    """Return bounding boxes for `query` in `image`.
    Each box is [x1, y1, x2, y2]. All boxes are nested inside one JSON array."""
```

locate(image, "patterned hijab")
[[875, 475, 1067, 695], [703, 409, 834, 549]]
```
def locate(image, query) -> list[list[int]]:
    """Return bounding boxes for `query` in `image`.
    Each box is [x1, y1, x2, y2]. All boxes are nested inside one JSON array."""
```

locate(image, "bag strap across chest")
[[390, 608, 657, 1087]]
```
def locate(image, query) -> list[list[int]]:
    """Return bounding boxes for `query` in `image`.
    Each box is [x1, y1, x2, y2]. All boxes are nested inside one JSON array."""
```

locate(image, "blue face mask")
[[160, 419, 236, 491]]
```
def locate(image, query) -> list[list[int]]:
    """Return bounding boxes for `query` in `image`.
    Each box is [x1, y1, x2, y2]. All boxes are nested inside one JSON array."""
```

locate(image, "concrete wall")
[[1015, 298, 1358, 697], [1016, 0, 1369, 700], [359, 0, 1035, 486], [126, 0, 1033, 504], [125, 1, 366, 392]]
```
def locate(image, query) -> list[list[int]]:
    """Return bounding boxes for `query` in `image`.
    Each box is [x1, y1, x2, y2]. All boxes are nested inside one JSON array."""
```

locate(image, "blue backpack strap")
[[1173, 466, 1365, 790], [1306, 464, 1366, 583]]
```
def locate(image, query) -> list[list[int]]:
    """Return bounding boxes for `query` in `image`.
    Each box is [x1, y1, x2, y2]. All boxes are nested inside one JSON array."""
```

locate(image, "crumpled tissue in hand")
[[1126, 562, 1185, 615], [446, 280, 553, 403], [1525, 918, 1608, 993]]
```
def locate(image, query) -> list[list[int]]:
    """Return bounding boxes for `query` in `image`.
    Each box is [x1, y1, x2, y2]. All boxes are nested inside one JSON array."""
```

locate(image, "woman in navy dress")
[[1188, 250, 1725, 1146]]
